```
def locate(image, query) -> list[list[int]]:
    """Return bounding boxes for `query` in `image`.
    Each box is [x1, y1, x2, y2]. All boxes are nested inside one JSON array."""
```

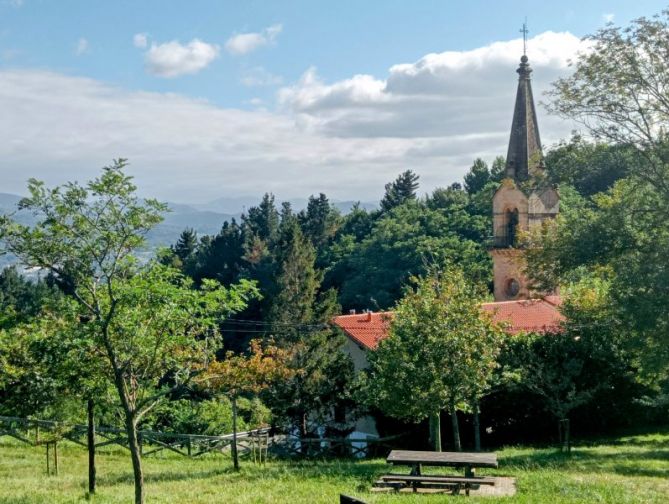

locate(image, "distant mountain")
[[1, 193, 379, 268], [195, 195, 377, 215], [0, 193, 23, 209]]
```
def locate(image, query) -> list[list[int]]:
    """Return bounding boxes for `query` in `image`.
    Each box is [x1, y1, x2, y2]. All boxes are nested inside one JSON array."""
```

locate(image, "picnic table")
[[376, 450, 498, 495]]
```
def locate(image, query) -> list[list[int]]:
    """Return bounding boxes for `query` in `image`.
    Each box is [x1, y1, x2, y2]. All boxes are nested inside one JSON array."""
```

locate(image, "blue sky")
[[0, 1, 666, 203]]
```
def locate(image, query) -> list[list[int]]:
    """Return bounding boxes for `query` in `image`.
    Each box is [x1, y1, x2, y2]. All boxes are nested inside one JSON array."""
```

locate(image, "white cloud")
[[143, 39, 219, 78], [75, 38, 89, 56], [0, 31, 587, 203], [278, 31, 583, 139], [225, 24, 282, 55], [603, 13, 615, 23], [133, 33, 148, 49], [8, 0, 23, 7], [240, 66, 283, 87]]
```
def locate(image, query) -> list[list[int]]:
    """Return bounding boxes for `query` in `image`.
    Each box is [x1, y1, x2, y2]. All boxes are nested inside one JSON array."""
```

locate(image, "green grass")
[[0, 430, 668, 503]]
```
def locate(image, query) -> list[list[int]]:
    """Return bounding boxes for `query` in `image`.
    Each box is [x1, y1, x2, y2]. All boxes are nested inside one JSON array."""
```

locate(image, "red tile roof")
[[332, 298, 564, 350]]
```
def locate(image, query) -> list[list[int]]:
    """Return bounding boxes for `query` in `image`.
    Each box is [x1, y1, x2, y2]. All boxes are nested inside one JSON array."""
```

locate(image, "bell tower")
[[490, 36, 559, 301]]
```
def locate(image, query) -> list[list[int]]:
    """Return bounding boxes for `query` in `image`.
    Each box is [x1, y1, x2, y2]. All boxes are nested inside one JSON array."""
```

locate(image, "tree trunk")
[[87, 399, 96, 495], [124, 414, 144, 504], [473, 404, 481, 452], [429, 412, 442, 451], [450, 404, 461, 452], [231, 395, 239, 471]]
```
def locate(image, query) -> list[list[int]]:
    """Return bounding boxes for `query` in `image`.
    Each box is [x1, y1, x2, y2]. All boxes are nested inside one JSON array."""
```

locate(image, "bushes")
[[146, 397, 271, 435]]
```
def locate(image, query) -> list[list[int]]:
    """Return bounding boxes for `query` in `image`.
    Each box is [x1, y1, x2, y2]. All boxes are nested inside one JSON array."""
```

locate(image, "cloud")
[[75, 38, 89, 56], [603, 13, 615, 23], [240, 66, 283, 87], [0, 31, 587, 203], [8, 0, 23, 7], [278, 31, 583, 139], [133, 33, 148, 49], [143, 39, 219, 78], [225, 24, 282, 55]]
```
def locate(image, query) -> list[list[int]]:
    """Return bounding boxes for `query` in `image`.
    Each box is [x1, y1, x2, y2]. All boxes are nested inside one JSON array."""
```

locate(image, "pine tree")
[[299, 193, 339, 249], [380, 170, 420, 212], [243, 193, 279, 244], [172, 228, 198, 262], [464, 159, 491, 194]]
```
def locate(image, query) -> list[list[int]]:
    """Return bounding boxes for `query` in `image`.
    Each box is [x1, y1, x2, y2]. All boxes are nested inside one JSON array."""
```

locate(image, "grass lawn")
[[0, 430, 668, 503]]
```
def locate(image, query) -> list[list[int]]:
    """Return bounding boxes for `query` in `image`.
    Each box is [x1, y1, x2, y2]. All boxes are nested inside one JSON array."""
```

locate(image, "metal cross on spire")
[[520, 18, 529, 56]]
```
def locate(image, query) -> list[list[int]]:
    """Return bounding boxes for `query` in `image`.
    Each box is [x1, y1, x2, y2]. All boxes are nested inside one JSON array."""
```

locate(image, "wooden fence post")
[[232, 396, 239, 471], [87, 399, 96, 494]]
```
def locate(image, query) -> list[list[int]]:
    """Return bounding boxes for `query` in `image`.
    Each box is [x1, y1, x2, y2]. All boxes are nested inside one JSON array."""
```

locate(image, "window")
[[506, 278, 520, 298], [505, 208, 519, 246]]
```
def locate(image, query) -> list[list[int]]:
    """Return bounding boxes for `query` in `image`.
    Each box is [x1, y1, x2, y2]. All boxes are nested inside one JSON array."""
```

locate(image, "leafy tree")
[[0, 161, 257, 504], [464, 158, 491, 195], [366, 269, 504, 451], [544, 135, 633, 196], [337, 201, 490, 310], [202, 339, 291, 469], [0, 266, 58, 328], [537, 10, 669, 399], [380, 170, 420, 212], [547, 10, 669, 199]]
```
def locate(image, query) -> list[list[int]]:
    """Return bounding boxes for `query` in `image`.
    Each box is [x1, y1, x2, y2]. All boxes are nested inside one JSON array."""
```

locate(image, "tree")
[[544, 135, 633, 197], [267, 220, 321, 340], [538, 10, 669, 397], [172, 228, 198, 263], [366, 269, 504, 451], [337, 201, 490, 311], [244, 193, 280, 243], [0, 161, 258, 504], [380, 170, 420, 212], [463, 159, 491, 195], [201, 339, 291, 470], [262, 216, 357, 439], [299, 193, 340, 251], [547, 10, 669, 200]]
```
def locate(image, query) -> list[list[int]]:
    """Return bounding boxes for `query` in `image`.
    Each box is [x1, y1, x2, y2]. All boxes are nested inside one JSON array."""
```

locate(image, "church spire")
[[505, 49, 542, 182]]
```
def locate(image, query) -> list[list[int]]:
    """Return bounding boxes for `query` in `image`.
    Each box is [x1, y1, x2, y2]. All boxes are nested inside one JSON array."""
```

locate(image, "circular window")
[[506, 278, 520, 298]]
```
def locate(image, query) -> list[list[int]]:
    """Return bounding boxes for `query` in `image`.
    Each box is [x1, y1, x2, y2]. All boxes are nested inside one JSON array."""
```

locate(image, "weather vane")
[[520, 18, 529, 56]]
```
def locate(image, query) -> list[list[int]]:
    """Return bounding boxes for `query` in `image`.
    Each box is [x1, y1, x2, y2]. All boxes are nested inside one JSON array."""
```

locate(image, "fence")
[[0, 415, 270, 459], [0, 414, 406, 460]]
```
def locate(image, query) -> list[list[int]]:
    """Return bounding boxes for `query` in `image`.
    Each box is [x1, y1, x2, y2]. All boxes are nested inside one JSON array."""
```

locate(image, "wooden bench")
[[378, 474, 496, 496]]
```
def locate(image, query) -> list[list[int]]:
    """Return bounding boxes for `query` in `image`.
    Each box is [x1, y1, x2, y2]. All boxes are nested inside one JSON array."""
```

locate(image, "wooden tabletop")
[[386, 450, 498, 468]]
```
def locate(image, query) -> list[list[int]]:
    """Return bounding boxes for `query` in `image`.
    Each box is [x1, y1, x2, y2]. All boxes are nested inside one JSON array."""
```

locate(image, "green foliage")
[[0, 160, 258, 503], [336, 201, 490, 310], [463, 158, 491, 194], [544, 135, 633, 196], [380, 170, 420, 212], [148, 397, 271, 435], [366, 269, 504, 422], [0, 266, 59, 328], [173, 228, 198, 262]]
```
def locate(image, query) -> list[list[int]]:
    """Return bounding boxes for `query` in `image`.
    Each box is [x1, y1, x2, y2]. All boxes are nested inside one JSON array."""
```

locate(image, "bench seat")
[[376, 474, 496, 495], [381, 474, 496, 485]]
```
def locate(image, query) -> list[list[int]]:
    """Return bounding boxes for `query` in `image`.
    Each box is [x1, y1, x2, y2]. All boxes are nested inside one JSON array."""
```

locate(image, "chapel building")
[[332, 53, 563, 439]]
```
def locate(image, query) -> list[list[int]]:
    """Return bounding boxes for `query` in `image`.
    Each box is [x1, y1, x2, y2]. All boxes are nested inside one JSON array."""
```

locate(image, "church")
[[333, 52, 564, 439]]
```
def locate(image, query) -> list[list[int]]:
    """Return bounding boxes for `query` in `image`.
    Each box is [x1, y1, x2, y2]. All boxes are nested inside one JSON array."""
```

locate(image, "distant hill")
[[195, 196, 377, 215], [1, 193, 378, 268]]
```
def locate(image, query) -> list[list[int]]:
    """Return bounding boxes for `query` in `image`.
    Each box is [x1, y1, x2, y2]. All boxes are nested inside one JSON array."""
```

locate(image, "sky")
[[0, 0, 666, 204]]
